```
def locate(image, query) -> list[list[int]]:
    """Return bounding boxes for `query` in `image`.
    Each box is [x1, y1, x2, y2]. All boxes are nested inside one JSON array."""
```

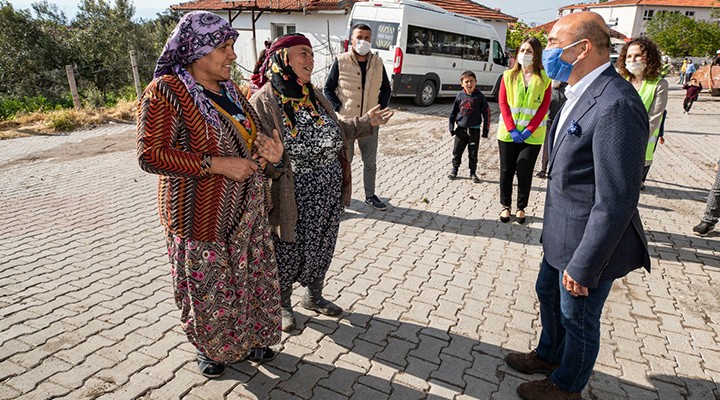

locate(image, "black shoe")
[[516, 209, 526, 224], [470, 173, 481, 183], [640, 182, 646, 190], [365, 195, 387, 210], [500, 206, 511, 223], [448, 168, 458, 180], [693, 222, 715, 236], [536, 171, 546, 178], [245, 347, 277, 363], [197, 357, 225, 379]]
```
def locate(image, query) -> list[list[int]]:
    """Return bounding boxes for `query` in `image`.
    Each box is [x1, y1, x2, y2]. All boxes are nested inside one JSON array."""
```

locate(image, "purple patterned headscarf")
[[154, 11, 241, 131]]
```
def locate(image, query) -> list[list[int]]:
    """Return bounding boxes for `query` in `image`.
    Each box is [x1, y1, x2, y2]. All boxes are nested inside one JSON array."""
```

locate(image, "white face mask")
[[518, 54, 534, 68], [354, 39, 371, 56], [625, 61, 646, 75]]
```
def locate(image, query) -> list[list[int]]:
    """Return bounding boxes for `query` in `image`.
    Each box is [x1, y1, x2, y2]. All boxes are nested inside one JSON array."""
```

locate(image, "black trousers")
[[498, 140, 542, 210], [683, 97, 696, 112], [451, 127, 480, 174]]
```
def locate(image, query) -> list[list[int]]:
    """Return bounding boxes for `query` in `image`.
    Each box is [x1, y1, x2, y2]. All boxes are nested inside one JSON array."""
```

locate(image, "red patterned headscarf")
[[255, 33, 312, 89]]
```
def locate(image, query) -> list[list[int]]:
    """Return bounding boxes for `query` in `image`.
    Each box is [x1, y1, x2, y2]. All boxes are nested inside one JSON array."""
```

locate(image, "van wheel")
[[414, 80, 436, 106]]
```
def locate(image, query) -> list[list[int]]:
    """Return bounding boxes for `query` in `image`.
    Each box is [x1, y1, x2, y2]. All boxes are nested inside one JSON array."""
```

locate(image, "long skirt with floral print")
[[273, 160, 343, 291], [166, 175, 281, 363]]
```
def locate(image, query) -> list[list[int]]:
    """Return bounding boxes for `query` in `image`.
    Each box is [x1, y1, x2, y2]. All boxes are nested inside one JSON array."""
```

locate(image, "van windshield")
[[350, 19, 399, 51]]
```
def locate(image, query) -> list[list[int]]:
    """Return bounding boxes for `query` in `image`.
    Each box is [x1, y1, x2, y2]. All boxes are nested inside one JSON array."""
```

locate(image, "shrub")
[[0, 95, 73, 121], [46, 109, 83, 131], [81, 85, 105, 109], [106, 98, 136, 121]]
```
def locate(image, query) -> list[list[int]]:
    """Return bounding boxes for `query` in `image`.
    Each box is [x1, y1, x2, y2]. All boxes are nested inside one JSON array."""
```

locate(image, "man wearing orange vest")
[[324, 23, 392, 211]]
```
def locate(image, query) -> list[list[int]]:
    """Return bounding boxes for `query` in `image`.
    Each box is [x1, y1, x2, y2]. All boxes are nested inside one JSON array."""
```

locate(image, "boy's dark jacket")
[[448, 89, 490, 137]]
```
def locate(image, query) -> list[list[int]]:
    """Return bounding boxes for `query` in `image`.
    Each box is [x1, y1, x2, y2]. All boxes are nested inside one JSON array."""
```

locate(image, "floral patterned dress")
[[155, 85, 282, 363], [272, 101, 345, 291], [166, 175, 280, 363]]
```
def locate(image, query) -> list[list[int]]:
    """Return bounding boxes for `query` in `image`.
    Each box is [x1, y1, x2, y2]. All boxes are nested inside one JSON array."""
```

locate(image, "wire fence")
[[1, 32, 346, 120]]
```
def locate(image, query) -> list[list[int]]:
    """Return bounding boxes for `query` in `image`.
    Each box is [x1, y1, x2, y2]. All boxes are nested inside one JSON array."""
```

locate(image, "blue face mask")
[[541, 40, 585, 82]]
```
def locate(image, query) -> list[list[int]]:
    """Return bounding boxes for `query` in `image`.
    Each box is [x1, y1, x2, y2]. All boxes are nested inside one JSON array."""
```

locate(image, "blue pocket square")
[[567, 120, 581, 136]]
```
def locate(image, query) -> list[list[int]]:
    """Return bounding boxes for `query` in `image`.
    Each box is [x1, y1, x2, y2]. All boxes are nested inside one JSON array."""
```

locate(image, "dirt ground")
[[0, 128, 137, 172]]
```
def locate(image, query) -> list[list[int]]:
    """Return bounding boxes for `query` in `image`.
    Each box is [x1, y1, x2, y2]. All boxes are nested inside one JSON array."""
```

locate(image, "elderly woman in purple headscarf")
[[136, 11, 285, 379], [249, 34, 394, 333]]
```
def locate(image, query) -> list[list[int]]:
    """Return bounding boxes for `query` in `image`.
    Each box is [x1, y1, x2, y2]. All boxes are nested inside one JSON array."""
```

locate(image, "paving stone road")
[[0, 82, 718, 400]]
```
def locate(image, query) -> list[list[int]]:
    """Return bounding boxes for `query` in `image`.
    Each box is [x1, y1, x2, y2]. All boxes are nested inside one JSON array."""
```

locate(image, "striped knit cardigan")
[[136, 75, 277, 242]]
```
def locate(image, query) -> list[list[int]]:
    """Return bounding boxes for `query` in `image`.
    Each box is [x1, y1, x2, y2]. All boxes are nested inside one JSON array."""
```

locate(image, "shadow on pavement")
[[640, 180, 709, 201], [224, 312, 720, 399], [646, 229, 720, 269], [342, 200, 543, 240]]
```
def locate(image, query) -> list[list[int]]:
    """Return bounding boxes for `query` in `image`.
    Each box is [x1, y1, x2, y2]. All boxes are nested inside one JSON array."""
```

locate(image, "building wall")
[[222, 11, 509, 86], [486, 20, 508, 50], [585, 6, 637, 38], [561, 5, 717, 39], [227, 11, 350, 87], [630, 5, 716, 37]]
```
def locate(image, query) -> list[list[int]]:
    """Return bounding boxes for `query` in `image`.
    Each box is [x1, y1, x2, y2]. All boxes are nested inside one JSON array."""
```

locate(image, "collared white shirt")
[[554, 62, 611, 145]]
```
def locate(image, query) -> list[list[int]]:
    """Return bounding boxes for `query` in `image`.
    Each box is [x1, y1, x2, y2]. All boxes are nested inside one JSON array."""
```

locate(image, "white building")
[[558, 0, 719, 39], [172, 0, 516, 85]]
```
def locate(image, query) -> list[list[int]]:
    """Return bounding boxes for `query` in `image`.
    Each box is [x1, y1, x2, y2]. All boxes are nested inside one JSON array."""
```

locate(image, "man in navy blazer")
[[504, 12, 651, 400]]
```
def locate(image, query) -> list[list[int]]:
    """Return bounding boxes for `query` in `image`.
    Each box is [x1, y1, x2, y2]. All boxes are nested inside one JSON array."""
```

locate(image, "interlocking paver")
[[1, 85, 718, 399]]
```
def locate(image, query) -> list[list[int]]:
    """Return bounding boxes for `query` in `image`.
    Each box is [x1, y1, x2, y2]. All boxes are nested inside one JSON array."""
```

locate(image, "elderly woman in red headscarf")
[[136, 11, 285, 379], [250, 33, 393, 332]]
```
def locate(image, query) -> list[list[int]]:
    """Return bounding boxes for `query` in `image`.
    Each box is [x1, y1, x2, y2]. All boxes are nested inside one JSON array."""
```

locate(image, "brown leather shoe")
[[517, 378, 581, 400], [505, 350, 560, 375]]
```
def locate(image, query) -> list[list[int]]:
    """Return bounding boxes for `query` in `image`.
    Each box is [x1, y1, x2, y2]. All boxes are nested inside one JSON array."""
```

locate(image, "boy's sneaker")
[[470, 173, 481, 183], [448, 168, 458, 180], [365, 195, 387, 211], [693, 222, 715, 236]]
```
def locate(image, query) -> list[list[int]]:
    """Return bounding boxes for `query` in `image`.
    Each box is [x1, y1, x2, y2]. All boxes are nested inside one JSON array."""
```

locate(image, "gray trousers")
[[701, 166, 720, 225], [347, 126, 379, 199]]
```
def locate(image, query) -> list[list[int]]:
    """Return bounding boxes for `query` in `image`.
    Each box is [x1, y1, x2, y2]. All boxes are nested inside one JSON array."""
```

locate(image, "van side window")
[[407, 25, 435, 56], [492, 40, 507, 66], [407, 24, 491, 62], [465, 37, 490, 62]]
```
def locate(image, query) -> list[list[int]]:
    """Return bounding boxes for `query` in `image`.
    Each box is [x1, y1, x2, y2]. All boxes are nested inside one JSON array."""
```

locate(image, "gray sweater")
[[250, 83, 373, 242]]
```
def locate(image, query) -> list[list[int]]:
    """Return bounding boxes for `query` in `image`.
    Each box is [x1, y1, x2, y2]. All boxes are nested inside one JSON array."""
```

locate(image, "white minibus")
[[347, 0, 509, 106]]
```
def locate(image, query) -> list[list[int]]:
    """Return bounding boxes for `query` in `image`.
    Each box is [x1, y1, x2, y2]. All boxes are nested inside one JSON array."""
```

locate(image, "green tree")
[[694, 18, 720, 56], [506, 21, 547, 52], [133, 9, 182, 84], [0, 1, 71, 98], [645, 11, 720, 57], [0, 0, 182, 117], [69, 0, 141, 99]]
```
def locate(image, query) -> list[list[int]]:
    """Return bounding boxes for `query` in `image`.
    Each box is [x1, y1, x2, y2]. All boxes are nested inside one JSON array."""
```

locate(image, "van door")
[[462, 22, 492, 93], [488, 39, 508, 92], [405, 24, 463, 97]]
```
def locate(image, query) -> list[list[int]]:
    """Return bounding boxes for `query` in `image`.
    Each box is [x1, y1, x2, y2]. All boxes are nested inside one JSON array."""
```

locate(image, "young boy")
[[448, 71, 490, 182], [682, 78, 703, 114]]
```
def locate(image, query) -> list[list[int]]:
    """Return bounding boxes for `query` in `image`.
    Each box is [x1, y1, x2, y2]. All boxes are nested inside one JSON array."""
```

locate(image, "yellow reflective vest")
[[496, 69, 551, 145], [636, 78, 661, 163]]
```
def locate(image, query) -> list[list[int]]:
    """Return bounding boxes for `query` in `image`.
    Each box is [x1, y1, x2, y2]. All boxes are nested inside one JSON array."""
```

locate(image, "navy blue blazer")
[[542, 65, 652, 288]]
